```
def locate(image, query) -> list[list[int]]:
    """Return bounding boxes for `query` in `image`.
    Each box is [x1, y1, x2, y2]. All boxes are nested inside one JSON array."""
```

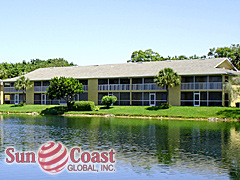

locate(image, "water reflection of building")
[[179, 127, 224, 157], [109, 121, 240, 178], [0, 116, 239, 178], [0, 115, 3, 146]]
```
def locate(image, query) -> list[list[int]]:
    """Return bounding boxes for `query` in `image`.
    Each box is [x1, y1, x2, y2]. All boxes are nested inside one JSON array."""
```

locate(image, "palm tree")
[[14, 76, 32, 103], [154, 68, 180, 105]]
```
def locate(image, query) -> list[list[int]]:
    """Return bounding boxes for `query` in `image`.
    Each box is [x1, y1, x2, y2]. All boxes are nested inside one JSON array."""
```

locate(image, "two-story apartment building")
[[1, 58, 240, 107]]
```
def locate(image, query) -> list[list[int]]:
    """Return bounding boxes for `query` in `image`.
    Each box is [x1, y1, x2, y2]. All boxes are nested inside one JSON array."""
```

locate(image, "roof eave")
[[2, 72, 237, 82]]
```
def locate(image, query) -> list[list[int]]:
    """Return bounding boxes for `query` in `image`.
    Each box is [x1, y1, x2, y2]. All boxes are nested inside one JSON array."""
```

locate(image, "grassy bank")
[[0, 104, 240, 119]]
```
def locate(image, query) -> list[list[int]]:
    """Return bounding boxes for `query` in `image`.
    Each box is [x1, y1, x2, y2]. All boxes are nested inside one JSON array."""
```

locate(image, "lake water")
[[0, 115, 239, 180]]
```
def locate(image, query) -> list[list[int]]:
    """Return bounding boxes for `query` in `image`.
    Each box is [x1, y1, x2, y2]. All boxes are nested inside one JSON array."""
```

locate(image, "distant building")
[[1, 58, 240, 107]]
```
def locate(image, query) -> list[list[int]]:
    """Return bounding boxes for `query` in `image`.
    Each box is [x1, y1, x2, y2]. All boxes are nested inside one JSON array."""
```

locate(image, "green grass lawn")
[[0, 104, 240, 119], [0, 104, 56, 113]]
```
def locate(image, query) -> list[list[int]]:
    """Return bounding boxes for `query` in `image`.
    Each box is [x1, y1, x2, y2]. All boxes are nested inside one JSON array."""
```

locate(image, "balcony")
[[34, 85, 88, 92], [181, 82, 222, 90], [3, 87, 22, 93], [82, 85, 88, 91], [132, 83, 165, 91], [34, 86, 49, 92], [98, 83, 166, 91], [98, 84, 130, 91]]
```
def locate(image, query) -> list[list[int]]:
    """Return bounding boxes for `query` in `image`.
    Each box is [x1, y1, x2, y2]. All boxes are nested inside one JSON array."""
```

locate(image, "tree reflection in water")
[[0, 115, 239, 179]]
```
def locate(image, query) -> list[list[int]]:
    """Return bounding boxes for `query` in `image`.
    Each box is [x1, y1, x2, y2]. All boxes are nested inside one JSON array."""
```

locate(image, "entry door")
[[42, 94, 47, 105], [194, 92, 200, 106], [14, 94, 19, 104], [149, 93, 156, 106]]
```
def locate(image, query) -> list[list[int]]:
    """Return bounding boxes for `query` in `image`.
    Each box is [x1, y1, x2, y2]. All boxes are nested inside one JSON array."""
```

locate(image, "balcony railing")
[[132, 83, 165, 91], [98, 84, 130, 91], [34, 86, 49, 92], [181, 82, 222, 90], [3, 87, 22, 92], [34, 85, 88, 92]]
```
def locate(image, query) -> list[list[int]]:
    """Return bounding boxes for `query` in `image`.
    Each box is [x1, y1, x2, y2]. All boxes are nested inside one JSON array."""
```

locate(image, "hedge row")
[[68, 101, 95, 111]]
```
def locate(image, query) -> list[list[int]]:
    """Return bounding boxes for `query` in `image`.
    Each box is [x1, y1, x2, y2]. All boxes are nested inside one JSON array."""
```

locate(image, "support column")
[[26, 82, 34, 104], [169, 85, 181, 106], [88, 79, 98, 105], [222, 75, 225, 107], [130, 78, 132, 105], [0, 84, 3, 104]]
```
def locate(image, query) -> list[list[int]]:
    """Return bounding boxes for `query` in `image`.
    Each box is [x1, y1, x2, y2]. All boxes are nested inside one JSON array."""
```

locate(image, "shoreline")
[[0, 111, 237, 122]]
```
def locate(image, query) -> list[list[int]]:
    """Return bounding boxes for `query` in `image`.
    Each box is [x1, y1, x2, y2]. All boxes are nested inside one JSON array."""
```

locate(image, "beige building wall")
[[229, 85, 240, 107], [222, 75, 225, 107], [216, 61, 234, 70], [26, 82, 34, 104], [88, 79, 98, 105], [169, 85, 181, 106]]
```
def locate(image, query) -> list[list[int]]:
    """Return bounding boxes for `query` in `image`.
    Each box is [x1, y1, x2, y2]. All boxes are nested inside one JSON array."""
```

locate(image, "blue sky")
[[0, 0, 239, 65]]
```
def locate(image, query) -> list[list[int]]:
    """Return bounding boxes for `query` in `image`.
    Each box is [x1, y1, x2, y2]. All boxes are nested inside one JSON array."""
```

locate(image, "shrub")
[[40, 106, 67, 115], [94, 107, 100, 111], [19, 102, 26, 106], [101, 95, 117, 108], [160, 103, 171, 109], [68, 101, 95, 111]]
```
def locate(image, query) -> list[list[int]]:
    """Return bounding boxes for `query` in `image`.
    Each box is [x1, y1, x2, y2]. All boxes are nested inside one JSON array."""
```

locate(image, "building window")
[[34, 94, 41, 104], [132, 78, 142, 84], [98, 79, 108, 85], [181, 76, 194, 83], [98, 93, 108, 105], [79, 80, 88, 85], [209, 92, 222, 100], [4, 83, 11, 87], [132, 92, 166, 106], [132, 92, 142, 100], [119, 92, 130, 105], [195, 76, 207, 82], [34, 93, 59, 105], [181, 91, 223, 107], [98, 92, 130, 105], [79, 93, 88, 101], [181, 92, 193, 100], [109, 79, 119, 84], [144, 78, 154, 83], [43, 81, 50, 86], [4, 94, 10, 104], [120, 79, 130, 84], [34, 82, 41, 86], [209, 76, 222, 82]]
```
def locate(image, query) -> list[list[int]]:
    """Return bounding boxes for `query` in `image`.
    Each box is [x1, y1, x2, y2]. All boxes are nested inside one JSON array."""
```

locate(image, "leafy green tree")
[[154, 68, 180, 105], [127, 49, 206, 62], [46, 77, 83, 107], [14, 76, 32, 103], [0, 58, 75, 80], [208, 44, 240, 69], [101, 95, 117, 108], [177, 55, 188, 60], [128, 49, 164, 62]]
